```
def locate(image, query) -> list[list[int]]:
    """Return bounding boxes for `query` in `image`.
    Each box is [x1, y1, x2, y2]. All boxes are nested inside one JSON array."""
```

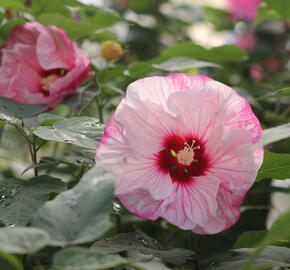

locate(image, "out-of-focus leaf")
[[32, 0, 83, 15], [259, 123, 290, 146], [129, 43, 246, 77], [257, 88, 290, 100], [234, 231, 268, 249], [0, 97, 47, 118], [33, 117, 104, 149], [255, 6, 282, 24], [53, 247, 127, 270], [32, 165, 114, 246], [0, 227, 50, 254], [0, 176, 66, 226], [157, 43, 246, 63], [91, 227, 194, 265], [85, 7, 127, 27], [37, 13, 103, 40], [152, 57, 220, 71], [264, 0, 290, 19], [92, 31, 118, 41], [0, 0, 30, 12], [242, 211, 290, 269], [209, 246, 290, 270], [257, 151, 290, 181], [0, 250, 23, 270]]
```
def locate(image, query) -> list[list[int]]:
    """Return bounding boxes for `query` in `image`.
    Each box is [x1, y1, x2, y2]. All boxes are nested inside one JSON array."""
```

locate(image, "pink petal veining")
[[96, 73, 263, 234]]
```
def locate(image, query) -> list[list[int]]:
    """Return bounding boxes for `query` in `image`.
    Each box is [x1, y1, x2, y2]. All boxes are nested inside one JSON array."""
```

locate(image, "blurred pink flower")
[[96, 74, 263, 234], [0, 22, 90, 108], [249, 64, 264, 81], [235, 30, 256, 51], [227, 0, 261, 21]]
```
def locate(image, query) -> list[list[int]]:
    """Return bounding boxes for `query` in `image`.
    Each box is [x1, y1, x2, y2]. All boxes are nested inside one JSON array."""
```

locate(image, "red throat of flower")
[[157, 135, 208, 183]]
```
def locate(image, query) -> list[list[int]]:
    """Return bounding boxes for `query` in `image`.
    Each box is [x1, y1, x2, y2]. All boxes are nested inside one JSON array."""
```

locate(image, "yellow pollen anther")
[[176, 141, 200, 166]]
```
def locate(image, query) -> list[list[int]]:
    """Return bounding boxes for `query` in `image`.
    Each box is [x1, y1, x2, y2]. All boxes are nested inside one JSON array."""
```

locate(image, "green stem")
[[15, 125, 38, 176], [95, 96, 104, 123], [31, 136, 38, 176]]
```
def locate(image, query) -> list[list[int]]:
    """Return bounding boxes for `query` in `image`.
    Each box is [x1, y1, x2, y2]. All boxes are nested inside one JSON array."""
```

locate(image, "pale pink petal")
[[117, 189, 164, 220], [96, 113, 174, 200], [115, 101, 178, 156], [6, 22, 42, 48], [162, 176, 220, 230], [206, 129, 257, 189], [0, 45, 43, 103], [36, 26, 75, 70], [114, 156, 173, 200], [96, 110, 133, 166], [125, 74, 211, 113], [168, 80, 262, 144]]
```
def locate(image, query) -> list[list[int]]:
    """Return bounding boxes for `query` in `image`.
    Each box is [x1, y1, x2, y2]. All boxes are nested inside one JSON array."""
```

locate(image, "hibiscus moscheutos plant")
[[0, 22, 90, 108], [96, 74, 264, 234], [227, 0, 261, 21]]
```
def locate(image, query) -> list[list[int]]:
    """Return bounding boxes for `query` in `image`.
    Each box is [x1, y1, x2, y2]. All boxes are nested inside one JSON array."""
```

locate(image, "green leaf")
[[37, 13, 104, 40], [257, 151, 290, 181], [0, 176, 66, 226], [129, 43, 246, 78], [0, 227, 50, 254], [85, 7, 127, 28], [264, 0, 290, 19], [37, 113, 65, 126], [53, 247, 127, 270], [32, 0, 83, 15], [91, 227, 194, 265], [152, 57, 220, 71], [33, 117, 104, 149], [209, 246, 290, 270], [0, 96, 47, 118], [158, 43, 246, 63], [92, 31, 118, 41], [255, 6, 282, 24], [0, 250, 23, 270], [32, 165, 114, 246], [242, 211, 290, 269], [234, 231, 268, 249], [259, 123, 290, 147], [257, 88, 290, 100], [0, 0, 30, 12]]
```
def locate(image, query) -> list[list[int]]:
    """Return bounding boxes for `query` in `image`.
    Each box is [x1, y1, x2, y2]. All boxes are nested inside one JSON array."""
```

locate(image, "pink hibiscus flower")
[[95, 74, 263, 234], [227, 0, 261, 21], [0, 22, 90, 108]]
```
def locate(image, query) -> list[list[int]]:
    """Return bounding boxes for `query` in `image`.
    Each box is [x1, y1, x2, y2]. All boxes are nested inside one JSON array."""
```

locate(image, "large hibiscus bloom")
[[0, 22, 90, 108], [96, 74, 263, 234]]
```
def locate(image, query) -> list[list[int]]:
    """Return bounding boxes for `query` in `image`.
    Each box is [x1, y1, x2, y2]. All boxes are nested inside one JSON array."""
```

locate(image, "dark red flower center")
[[40, 69, 67, 96], [157, 135, 208, 183]]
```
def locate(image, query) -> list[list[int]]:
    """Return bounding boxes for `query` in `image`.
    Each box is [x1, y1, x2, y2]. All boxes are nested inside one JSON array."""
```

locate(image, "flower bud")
[[101, 40, 124, 62]]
